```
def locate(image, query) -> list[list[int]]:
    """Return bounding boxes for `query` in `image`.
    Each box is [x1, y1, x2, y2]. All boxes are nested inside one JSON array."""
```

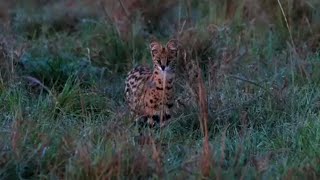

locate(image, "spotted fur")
[[125, 39, 178, 127]]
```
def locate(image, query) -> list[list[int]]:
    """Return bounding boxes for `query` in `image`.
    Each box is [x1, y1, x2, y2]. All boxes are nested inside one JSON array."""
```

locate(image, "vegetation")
[[0, 0, 319, 179]]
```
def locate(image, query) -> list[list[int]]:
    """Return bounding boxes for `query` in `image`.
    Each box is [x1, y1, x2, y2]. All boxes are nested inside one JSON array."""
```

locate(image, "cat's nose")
[[161, 65, 165, 70]]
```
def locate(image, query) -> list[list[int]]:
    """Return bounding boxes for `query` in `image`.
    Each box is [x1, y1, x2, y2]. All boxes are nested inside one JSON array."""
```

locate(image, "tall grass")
[[0, 0, 319, 179]]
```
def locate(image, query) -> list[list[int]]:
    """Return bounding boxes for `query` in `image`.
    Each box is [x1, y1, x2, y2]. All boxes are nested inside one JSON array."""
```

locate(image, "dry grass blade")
[[151, 138, 163, 177], [197, 66, 209, 138], [22, 75, 58, 105], [194, 63, 211, 178], [217, 124, 229, 179], [76, 144, 92, 175], [117, 0, 130, 19], [23, 76, 52, 94], [11, 120, 22, 159], [252, 153, 273, 174], [228, 75, 268, 93], [160, 62, 167, 127], [239, 110, 249, 138], [182, 46, 212, 177], [276, 0, 295, 49], [106, 153, 121, 179]]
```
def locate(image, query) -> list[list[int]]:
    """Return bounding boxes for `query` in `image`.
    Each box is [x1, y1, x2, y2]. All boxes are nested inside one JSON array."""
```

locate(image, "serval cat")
[[125, 39, 178, 127]]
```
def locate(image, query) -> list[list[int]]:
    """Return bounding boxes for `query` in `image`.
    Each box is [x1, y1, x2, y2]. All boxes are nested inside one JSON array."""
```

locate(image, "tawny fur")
[[125, 39, 178, 126]]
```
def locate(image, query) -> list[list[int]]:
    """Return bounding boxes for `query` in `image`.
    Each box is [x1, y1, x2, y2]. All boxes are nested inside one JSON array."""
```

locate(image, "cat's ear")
[[166, 39, 178, 58], [166, 39, 178, 51], [150, 40, 161, 57]]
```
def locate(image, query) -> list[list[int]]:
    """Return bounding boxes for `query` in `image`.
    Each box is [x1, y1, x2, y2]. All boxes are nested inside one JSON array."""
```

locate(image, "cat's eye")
[[152, 50, 158, 55], [169, 50, 176, 55]]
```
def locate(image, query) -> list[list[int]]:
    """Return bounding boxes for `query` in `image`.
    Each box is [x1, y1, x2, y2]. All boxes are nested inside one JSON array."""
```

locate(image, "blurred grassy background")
[[0, 0, 320, 179]]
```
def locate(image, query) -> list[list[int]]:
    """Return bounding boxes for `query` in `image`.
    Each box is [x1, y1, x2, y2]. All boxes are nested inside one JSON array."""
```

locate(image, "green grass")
[[0, 0, 320, 179]]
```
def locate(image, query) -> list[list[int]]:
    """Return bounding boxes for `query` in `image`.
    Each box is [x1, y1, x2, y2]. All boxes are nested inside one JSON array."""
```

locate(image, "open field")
[[0, 0, 320, 179]]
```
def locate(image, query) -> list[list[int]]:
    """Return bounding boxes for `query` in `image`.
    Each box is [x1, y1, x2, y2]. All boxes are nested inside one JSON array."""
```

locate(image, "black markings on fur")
[[136, 116, 150, 130], [131, 75, 137, 80], [164, 114, 171, 120], [166, 86, 172, 90], [166, 60, 170, 66], [152, 115, 160, 123], [166, 103, 174, 108], [142, 116, 148, 122], [156, 87, 163, 90]]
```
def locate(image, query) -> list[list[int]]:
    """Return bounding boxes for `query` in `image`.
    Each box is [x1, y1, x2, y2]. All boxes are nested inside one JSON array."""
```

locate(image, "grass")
[[0, 0, 320, 179]]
